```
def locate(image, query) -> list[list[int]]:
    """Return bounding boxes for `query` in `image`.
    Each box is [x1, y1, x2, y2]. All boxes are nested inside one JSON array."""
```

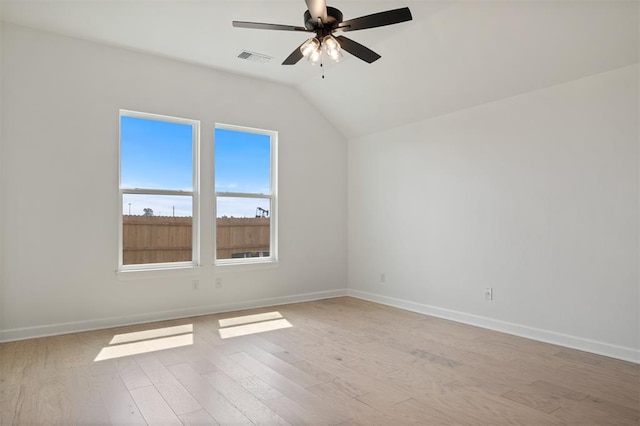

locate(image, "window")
[[215, 124, 277, 264], [119, 110, 199, 270]]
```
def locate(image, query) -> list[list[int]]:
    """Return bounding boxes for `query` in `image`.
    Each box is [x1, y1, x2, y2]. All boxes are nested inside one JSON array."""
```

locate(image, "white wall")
[[0, 24, 348, 340], [348, 65, 639, 362], [0, 4, 4, 334]]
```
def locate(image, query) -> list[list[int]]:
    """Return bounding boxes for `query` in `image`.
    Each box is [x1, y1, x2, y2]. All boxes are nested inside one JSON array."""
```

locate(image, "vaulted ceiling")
[[2, 0, 638, 139]]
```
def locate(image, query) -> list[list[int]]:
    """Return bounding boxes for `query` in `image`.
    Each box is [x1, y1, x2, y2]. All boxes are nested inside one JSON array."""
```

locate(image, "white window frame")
[[214, 123, 278, 266], [118, 109, 200, 272]]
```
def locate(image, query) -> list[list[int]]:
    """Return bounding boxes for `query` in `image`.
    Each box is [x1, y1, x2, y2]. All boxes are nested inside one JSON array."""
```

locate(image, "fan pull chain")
[[321, 62, 324, 79]]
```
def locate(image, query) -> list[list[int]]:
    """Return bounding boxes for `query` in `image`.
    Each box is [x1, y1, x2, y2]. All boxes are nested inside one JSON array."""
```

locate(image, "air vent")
[[237, 50, 273, 63]]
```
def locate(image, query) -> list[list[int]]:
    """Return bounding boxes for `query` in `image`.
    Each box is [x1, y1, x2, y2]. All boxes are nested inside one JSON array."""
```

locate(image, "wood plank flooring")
[[1, 297, 638, 425]]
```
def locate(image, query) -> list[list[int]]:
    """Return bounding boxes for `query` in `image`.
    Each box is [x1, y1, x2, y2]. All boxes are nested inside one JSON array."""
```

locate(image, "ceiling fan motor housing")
[[304, 6, 343, 31]]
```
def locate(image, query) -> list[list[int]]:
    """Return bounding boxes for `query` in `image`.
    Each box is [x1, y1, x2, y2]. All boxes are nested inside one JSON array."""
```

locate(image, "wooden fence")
[[123, 215, 269, 264]]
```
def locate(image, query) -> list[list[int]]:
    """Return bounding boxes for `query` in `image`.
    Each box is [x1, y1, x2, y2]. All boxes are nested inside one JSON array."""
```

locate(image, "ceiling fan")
[[232, 0, 413, 66]]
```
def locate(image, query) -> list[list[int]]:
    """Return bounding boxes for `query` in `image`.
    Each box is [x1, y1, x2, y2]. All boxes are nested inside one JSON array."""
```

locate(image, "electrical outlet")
[[485, 287, 493, 301], [380, 273, 386, 283], [215, 278, 223, 288], [192, 280, 199, 290]]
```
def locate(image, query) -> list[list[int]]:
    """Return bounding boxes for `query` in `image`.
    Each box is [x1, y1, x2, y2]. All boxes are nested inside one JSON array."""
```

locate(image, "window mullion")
[[122, 188, 194, 196], [215, 192, 271, 199]]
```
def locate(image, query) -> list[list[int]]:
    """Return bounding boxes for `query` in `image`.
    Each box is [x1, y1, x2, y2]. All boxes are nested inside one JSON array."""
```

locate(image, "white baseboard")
[[348, 289, 640, 364], [0, 289, 348, 343], [3, 287, 638, 364]]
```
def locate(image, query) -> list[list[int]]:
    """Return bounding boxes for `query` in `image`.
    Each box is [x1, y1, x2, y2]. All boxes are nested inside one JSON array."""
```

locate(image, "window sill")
[[116, 265, 202, 281], [215, 259, 279, 272]]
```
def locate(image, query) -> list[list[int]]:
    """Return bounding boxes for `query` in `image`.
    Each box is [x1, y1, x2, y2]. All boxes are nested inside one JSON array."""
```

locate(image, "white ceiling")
[[2, 0, 638, 139]]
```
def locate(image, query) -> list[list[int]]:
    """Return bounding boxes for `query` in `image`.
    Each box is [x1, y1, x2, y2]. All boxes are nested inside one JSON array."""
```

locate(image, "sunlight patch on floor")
[[109, 324, 193, 345], [95, 324, 194, 361], [219, 318, 292, 339], [218, 311, 283, 328], [218, 312, 292, 339]]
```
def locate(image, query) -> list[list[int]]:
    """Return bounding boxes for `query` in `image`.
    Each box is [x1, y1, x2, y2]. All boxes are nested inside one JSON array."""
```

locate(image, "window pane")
[[215, 128, 270, 194], [123, 194, 193, 265], [121, 116, 193, 191], [216, 197, 270, 260]]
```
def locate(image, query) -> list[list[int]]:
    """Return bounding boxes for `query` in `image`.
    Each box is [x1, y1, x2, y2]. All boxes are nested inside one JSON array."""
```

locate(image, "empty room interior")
[[0, 0, 639, 424]]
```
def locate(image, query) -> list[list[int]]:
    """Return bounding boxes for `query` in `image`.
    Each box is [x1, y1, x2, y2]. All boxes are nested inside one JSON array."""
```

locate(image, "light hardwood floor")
[[1, 297, 638, 425]]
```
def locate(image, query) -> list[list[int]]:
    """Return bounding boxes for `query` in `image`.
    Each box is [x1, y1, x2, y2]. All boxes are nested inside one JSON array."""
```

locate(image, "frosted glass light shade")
[[300, 38, 320, 57], [323, 35, 340, 53], [308, 47, 322, 64], [323, 35, 342, 63]]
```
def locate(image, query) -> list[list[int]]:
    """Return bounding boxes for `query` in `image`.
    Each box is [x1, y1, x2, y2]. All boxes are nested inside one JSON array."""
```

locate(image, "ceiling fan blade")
[[232, 21, 309, 32], [305, 0, 328, 23], [336, 36, 381, 64], [282, 42, 305, 65], [336, 7, 412, 32]]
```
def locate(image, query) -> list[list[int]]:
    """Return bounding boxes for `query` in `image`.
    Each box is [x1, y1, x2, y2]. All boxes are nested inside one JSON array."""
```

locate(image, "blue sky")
[[215, 128, 271, 195], [121, 116, 271, 218], [121, 116, 193, 191]]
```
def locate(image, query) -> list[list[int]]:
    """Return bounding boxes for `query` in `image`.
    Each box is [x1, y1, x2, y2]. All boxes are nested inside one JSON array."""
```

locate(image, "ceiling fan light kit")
[[232, 0, 412, 71], [301, 34, 343, 65]]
